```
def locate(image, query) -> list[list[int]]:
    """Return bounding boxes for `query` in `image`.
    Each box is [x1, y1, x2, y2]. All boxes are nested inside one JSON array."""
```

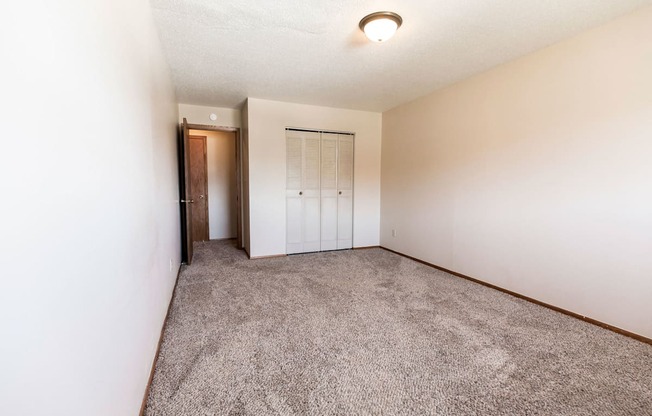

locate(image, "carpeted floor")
[[144, 240, 652, 415]]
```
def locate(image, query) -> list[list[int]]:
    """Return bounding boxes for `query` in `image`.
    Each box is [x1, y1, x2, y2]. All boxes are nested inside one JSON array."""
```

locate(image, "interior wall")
[[0, 1, 181, 415], [241, 101, 251, 255], [190, 129, 238, 240], [245, 98, 382, 258], [179, 103, 241, 128], [381, 7, 652, 338]]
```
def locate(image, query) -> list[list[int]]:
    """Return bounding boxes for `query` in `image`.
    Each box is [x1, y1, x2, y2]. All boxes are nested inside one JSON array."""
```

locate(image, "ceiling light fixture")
[[359, 11, 403, 43]]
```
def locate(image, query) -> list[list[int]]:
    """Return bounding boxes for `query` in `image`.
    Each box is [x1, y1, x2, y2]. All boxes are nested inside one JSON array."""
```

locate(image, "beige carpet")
[[144, 240, 652, 415]]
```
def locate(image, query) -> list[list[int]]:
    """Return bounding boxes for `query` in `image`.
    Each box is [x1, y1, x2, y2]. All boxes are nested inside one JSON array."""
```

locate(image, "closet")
[[286, 129, 354, 254]]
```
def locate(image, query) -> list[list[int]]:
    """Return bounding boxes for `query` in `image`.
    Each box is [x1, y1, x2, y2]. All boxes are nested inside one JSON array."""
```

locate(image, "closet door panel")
[[286, 133, 304, 253], [321, 133, 338, 189], [320, 133, 338, 251], [286, 191, 303, 254], [302, 134, 321, 252], [303, 190, 321, 252], [337, 191, 353, 249], [286, 136, 303, 190], [303, 135, 321, 191], [337, 135, 354, 191], [337, 135, 354, 249], [320, 195, 337, 251]]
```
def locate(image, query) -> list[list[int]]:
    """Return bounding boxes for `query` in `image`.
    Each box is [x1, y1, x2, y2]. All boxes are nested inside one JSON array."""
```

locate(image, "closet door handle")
[[338, 191, 342, 195], [299, 191, 303, 196]]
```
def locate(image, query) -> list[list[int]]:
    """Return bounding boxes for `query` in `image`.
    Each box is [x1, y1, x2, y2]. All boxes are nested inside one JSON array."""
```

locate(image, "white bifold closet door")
[[320, 133, 339, 251], [287, 129, 353, 254], [337, 134, 354, 249], [286, 130, 321, 254]]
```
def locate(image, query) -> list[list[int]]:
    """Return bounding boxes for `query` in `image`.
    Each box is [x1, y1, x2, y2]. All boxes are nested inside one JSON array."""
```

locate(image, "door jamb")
[[185, 123, 244, 250]]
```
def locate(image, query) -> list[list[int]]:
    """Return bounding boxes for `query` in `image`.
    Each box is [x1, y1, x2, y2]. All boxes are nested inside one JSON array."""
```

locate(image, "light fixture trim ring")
[[359, 11, 403, 32]]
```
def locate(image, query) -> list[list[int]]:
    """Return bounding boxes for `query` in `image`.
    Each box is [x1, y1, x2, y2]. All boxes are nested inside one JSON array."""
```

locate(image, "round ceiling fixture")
[[359, 11, 403, 42]]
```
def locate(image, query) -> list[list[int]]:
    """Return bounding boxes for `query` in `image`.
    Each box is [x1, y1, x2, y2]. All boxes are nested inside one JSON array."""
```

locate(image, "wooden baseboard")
[[139, 266, 183, 415], [353, 245, 381, 250], [381, 246, 652, 346]]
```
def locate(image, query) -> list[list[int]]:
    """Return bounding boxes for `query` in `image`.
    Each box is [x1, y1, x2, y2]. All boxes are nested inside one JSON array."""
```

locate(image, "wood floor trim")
[[139, 265, 183, 415], [381, 246, 652, 346]]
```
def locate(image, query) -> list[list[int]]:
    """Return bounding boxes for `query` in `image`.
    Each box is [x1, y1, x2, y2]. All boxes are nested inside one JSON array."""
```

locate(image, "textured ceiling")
[[151, 0, 650, 112]]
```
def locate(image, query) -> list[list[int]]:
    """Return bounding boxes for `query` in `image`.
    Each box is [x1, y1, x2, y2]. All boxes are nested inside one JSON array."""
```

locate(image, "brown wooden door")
[[189, 135, 209, 243], [182, 118, 194, 264]]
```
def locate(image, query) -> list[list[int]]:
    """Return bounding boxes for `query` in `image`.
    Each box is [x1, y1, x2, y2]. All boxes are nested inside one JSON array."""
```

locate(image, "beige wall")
[[179, 103, 241, 128], [190, 130, 238, 240], [241, 101, 251, 255], [246, 98, 382, 257], [0, 0, 180, 414], [381, 7, 652, 338]]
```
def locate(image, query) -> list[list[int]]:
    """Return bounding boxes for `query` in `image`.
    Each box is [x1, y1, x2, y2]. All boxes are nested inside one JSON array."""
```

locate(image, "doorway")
[[180, 119, 244, 264]]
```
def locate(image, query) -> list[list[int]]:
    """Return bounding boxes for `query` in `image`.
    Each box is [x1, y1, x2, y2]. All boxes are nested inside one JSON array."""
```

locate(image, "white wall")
[[381, 7, 652, 338], [246, 98, 382, 257], [241, 101, 251, 255], [0, 1, 180, 415], [190, 130, 238, 240], [179, 103, 241, 128]]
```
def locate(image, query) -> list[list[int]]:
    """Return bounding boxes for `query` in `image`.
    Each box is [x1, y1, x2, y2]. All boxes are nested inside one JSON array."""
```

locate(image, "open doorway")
[[190, 128, 238, 241], [180, 119, 244, 264]]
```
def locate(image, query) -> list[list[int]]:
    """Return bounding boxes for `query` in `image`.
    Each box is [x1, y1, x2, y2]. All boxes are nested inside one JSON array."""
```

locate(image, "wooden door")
[[189, 135, 209, 243], [337, 134, 354, 249], [181, 119, 194, 264]]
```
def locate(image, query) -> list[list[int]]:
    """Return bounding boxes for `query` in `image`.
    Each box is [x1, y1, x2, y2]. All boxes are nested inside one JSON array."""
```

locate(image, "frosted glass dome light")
[[359, 12, 403, 43]]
